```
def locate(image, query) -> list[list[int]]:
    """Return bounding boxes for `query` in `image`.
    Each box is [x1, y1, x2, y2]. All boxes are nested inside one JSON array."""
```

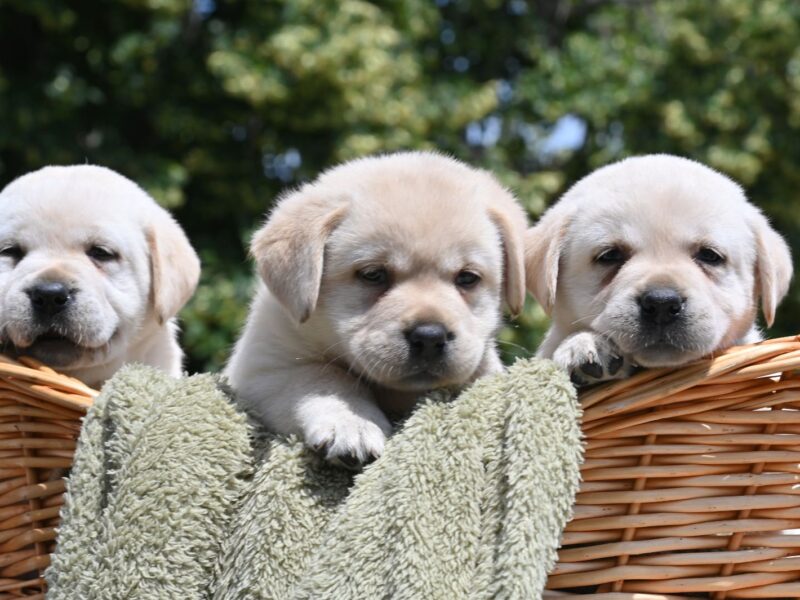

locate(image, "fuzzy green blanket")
[[46, 359, 582, 599]]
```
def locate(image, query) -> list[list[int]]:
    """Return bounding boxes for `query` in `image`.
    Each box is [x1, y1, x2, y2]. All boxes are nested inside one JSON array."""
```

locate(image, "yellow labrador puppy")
[[526, 154, 792, 385], [226, 152, 527, 466], [0, 165, 200, 387]]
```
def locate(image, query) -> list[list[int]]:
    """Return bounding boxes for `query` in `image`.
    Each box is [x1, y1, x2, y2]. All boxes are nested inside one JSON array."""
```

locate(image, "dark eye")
[[595, 246, 626, 265], [455, 270, 481, 288], [0, 245, 24, 261], [356, 266, 389, 286], [695, 246, 725, 265], [87, 245, 118, 262]]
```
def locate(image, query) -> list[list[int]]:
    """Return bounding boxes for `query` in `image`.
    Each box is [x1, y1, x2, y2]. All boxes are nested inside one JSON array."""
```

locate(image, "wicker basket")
[[0, 355, 95, 599], [1, 337, 800, 598], [545, 335, 800, 599]]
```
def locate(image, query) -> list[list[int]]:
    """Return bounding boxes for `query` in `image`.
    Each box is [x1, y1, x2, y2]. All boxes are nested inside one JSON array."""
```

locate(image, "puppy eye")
[[455, 270, 481, 288], [0, 244, 24, 262], [87, 245, 119, 262], [356, 266, 389, 286], [595, 246, 626, 265], [695, 246, 725, 265]]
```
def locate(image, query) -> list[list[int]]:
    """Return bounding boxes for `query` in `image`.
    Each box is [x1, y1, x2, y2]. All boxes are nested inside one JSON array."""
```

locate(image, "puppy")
[[0, 165, 200, 387], [526, 154, 793, 385], [225, 152, 528, 466]]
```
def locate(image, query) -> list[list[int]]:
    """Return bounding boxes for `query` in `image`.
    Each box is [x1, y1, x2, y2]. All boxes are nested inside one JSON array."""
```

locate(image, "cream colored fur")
[[526, 154, 793, 383], [0, 165, 200, 387], [226, 152, 528, 464]]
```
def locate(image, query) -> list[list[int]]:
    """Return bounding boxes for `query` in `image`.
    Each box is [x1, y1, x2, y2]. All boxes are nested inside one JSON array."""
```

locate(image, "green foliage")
[[1, 0, 799, 372]]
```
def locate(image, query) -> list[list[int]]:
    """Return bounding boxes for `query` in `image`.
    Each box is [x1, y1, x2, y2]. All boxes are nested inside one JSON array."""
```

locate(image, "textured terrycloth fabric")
[[46, 359, 582, 600], [45, 367, 253, 599]]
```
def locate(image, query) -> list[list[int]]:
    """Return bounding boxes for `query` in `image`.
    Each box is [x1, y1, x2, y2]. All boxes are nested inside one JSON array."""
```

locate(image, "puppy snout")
[[26, 282, 73, 318], [404, 322, 454, 360], [638, 287, 685, 326]]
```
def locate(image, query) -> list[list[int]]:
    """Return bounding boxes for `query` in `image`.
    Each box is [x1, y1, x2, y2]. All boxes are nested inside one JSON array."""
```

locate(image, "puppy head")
[[252, 152, 527, 390], [527, 154, 792, 367], [0, 165, 200, 370]]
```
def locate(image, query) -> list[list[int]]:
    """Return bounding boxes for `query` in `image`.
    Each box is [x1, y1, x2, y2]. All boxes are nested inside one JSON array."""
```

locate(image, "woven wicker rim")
[[545, 335, 800, 600], [0, 354, 96, 598]]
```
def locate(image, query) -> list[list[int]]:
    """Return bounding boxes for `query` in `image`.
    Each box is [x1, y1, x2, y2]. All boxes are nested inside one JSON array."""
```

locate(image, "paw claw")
[[305, 411, 389, 469], [553, 332, 635, 386]]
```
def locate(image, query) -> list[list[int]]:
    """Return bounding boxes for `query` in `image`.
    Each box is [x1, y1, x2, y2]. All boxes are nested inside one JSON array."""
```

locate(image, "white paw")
[[304, 411, 391, 469], [552, 331, 637, 387]]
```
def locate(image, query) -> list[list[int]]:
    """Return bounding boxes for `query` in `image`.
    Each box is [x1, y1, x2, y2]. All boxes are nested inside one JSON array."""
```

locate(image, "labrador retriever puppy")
[[0, 165, 200, 387], [526, 154, 792, 385], [225, 152, 527, 466]]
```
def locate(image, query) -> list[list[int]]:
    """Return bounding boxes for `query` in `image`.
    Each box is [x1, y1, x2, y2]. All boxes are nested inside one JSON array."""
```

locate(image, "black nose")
[[27, 282, 72, 318], [639, 287, 684, 325], [405, 323, 453, 360]]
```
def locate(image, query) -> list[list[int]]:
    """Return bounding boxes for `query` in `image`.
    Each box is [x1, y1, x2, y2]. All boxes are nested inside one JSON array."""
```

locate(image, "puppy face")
[[0, 166, 199, 372], [527, 155, 792, 367], [319, 190, 505, 390], [252, 152, 527, 391]]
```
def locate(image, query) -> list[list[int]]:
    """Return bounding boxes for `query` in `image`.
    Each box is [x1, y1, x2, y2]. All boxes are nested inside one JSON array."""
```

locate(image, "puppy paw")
[[552, 332, 636, 387], [305, 412, 391, 470]]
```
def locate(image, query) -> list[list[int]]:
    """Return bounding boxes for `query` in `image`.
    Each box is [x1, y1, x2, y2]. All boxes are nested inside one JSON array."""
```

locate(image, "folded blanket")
[[46, 359, 582, 600]]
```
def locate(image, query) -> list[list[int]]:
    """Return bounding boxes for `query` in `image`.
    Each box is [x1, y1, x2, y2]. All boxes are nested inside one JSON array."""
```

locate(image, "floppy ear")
[[751, 211, 793, 327], [524, 206, 572, 316], [250, 187, 347, 323], [147, 216, 201, 325], [487, 205, 527, 316]]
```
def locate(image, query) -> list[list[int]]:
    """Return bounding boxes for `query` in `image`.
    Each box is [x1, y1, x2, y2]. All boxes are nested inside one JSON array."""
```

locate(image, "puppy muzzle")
[[2, 281, 117, 367], [602, 287, 714, 368]]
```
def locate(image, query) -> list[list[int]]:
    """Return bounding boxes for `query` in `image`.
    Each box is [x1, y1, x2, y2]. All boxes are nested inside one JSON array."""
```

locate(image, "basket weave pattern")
[[0, 356, 95, 599], [0, 338, 798, 598], [545, 336, 800, 599]]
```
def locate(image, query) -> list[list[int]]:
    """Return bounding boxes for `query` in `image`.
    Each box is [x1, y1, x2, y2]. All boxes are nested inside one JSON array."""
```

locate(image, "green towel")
[[46, 359, 582, 599]]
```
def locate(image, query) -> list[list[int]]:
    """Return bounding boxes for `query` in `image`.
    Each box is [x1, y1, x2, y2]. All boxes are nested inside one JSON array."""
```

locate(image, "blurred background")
[[1, 0, 798, 373]]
